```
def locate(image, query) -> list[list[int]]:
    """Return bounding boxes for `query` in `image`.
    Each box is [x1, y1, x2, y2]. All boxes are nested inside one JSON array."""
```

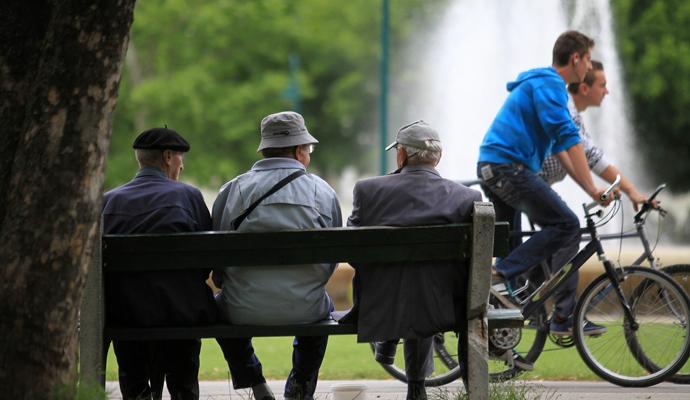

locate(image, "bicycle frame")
[[515, 215, 634, 327], [494, 176, 640, 329]]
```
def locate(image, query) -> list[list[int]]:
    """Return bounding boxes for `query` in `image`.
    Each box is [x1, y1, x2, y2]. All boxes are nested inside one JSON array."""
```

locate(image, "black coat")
[[345, 165, 482, 342], [102, 167, 218, 327]]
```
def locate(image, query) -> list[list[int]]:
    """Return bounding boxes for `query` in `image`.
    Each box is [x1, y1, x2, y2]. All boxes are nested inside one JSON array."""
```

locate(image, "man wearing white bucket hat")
[[347, 121, 481, 400], [212, 111, 342, 400]]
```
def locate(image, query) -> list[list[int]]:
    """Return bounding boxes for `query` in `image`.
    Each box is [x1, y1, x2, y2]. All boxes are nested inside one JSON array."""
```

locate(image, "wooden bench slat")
[[105, 320, 358, 340], [103, 223, 510, 271]]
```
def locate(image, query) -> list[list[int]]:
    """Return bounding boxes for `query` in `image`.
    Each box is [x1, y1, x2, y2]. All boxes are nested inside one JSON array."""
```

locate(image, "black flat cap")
[[132, 127, 190, 152]]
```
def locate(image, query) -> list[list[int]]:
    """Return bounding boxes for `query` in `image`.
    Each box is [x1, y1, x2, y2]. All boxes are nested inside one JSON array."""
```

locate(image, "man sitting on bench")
[[347, 121, 482, 400], [102, 127, 221, 400], [212, 111, 342, 400]]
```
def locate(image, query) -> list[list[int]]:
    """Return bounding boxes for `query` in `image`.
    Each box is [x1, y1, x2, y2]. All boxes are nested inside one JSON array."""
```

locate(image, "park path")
[[105, 379, 690, 399]]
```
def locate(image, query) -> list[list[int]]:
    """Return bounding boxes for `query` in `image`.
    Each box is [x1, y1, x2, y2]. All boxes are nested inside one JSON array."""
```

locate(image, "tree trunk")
[[0, 1, 135, 396]]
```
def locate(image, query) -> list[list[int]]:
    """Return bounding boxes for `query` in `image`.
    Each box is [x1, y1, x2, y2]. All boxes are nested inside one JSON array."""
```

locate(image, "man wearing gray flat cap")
[[212, 111, 341, 400], [347, 121, 481, 400]]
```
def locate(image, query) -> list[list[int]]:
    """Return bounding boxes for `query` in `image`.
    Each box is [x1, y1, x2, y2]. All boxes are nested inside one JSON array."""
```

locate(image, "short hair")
[[260, 146, 297, 159], [135, 148, 163, 167], [567, 60, 604, 94], [552, 30, 595, 67], [402, 141, 442, 165]]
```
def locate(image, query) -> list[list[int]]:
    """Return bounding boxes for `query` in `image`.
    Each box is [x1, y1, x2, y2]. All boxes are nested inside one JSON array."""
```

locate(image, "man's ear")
[[434, 150, 442, 167], [396, 146, 407, 168], [580, 83, 590, 96], [161, 149, 173, 167]]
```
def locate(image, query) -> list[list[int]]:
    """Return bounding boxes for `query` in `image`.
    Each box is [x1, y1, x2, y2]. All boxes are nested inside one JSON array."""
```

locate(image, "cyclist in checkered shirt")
[[536, 60, 650, 337], [538, 60, 647, 208]]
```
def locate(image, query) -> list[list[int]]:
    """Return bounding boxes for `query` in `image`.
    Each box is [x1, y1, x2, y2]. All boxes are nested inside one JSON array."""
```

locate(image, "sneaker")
[[497, 350, 534, 371], [582, 320, 608, 336], [511, 352, 534, 371], [550, 318, 608, 336], [491, 266, 514, 296]]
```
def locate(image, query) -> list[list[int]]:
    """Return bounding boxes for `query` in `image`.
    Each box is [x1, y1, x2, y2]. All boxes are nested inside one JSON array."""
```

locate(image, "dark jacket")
[[102, 166, 218, 326], [346, 164, 482, 341]]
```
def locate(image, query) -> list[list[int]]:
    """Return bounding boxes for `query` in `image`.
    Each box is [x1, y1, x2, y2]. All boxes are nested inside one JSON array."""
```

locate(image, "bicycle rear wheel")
[[574, 266, 690, 387], [657, 264, 690, 384], [370, 333, 462, 387]]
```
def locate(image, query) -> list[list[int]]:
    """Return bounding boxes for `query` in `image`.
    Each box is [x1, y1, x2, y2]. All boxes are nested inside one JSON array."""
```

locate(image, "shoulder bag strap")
[[231, 169, 307, 230]]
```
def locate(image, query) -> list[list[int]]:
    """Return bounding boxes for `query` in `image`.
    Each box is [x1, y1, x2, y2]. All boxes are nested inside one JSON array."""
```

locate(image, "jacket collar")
[[251, 157, 306, 172], [397, 164, 440, 177], [135, 165, 168, 179]]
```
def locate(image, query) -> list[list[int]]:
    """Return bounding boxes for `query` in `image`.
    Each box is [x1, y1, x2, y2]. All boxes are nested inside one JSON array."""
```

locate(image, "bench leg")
[[465, 315, 488, 400], [79, 232, 105, 388]]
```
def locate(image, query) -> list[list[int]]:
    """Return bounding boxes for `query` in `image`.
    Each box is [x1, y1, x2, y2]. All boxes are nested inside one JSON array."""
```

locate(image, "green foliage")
[[612, 0, 690, 191], [107, 0, 446, 189]]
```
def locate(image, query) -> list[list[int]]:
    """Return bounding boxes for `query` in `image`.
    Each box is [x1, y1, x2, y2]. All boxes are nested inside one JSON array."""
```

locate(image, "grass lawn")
[[105, 334, 599, 382], [106, 336, 392, 381], [105, 328, 690, 382]]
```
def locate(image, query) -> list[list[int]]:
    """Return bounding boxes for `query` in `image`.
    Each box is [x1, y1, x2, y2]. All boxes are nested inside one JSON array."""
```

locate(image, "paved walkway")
[[105, 379, 690, 400]]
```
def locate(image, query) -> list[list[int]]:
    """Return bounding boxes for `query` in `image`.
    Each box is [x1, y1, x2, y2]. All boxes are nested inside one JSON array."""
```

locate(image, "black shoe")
[[374, 341, 397, 365], [406, 380, 427, 400], [284, 375, 315, 400]]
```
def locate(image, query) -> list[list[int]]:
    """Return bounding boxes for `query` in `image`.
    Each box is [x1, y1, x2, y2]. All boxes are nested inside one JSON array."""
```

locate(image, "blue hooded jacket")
[[478, 67, 580, 172]]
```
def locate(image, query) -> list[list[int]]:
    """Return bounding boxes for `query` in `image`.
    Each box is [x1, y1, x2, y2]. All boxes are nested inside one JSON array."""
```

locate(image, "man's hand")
[[591, 187, 618, 207]]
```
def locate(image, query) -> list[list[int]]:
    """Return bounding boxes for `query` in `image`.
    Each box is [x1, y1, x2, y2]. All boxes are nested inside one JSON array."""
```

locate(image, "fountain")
[[389, 0, 645, 233]]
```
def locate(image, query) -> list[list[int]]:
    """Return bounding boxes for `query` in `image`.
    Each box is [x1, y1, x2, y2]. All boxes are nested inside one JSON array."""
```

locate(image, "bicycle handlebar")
[[584, 174, 621, 213], [634, 183, 667, 223]]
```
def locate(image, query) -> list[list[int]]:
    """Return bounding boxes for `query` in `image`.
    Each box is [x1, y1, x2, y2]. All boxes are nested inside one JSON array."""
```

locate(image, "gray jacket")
[[212, 157, 342, 325], [346, 164, 482, 341]]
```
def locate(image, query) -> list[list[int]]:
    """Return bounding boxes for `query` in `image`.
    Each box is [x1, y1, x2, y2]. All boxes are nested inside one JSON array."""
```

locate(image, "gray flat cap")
[[385, 120, 441, 151], [257, 111, 319, 152]]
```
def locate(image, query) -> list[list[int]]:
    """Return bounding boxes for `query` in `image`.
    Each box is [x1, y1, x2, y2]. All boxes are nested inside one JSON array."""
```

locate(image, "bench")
[[79, 202, 517, 400]]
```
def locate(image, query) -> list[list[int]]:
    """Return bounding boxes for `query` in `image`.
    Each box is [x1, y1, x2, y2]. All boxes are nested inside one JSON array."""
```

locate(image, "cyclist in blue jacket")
[[477, 31, 614, 368]]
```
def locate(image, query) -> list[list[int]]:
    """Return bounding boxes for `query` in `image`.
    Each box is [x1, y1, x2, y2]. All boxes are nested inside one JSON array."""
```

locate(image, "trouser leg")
[[478, 163, 580, 279], [216, 337, 266, 389], [284, 335, 328, 400], [113, 340, 156, 400], [403, 337, 434, 381], [549, 240, 580, 320], [158, 339, 201, 400], [482, 183, 523, 251]]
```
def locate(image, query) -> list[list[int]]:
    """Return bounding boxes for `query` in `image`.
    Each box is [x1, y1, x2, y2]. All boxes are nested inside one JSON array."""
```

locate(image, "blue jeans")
[[217, 335, 328, 399], [477, 163, 580, 283], [284, 335, 329, 400]]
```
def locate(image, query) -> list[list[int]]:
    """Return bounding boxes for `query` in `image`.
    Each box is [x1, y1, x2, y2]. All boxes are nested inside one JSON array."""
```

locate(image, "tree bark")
[[0, 1, 135, 396]]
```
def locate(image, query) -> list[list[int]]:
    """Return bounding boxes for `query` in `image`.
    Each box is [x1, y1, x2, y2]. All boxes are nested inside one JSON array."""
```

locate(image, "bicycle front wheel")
[[574, 266, 690, 387]]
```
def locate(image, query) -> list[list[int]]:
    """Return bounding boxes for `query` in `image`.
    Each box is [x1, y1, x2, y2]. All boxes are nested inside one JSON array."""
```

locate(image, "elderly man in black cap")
[[212, 111, 342, 400], [347, 121, 482, 400], [102, 127, 263, 400]]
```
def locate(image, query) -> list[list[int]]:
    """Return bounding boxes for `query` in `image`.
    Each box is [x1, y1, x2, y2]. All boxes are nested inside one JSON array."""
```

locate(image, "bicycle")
[[372, 177, 690, 387]]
